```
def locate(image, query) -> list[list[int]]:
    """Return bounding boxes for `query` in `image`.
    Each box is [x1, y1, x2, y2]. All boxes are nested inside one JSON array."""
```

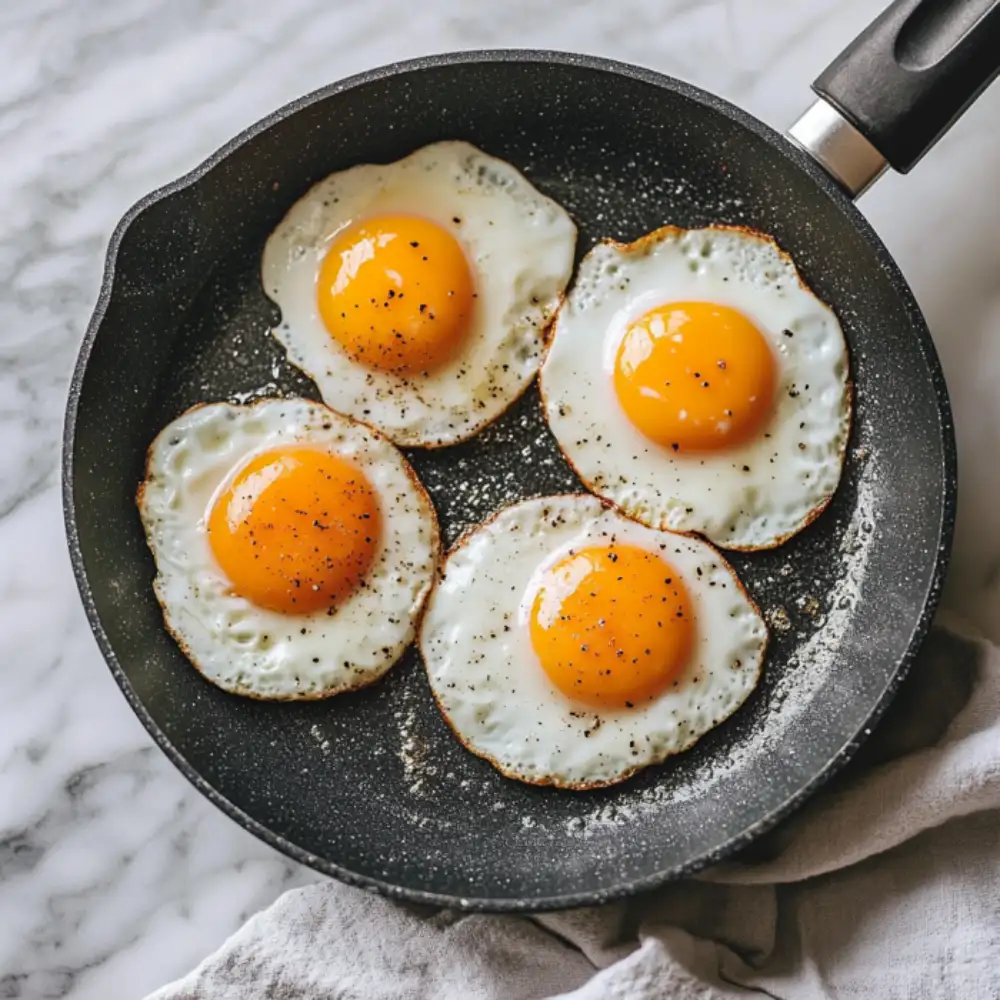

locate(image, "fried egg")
[[540, 226, 851, 549], [419, 495, 766, 789], [263, 141, 577, 448], [138, 399, 439, 699]]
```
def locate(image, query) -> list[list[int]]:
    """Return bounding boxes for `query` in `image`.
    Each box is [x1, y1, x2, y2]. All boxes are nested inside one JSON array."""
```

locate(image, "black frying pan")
[[64, 1, 1000, 909]]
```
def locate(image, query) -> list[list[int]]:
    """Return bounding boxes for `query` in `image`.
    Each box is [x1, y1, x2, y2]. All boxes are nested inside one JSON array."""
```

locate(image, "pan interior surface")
[[68, 56, 952, 908]]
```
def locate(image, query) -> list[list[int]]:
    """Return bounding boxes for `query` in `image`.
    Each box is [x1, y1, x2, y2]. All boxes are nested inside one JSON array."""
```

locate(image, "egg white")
[[539, 226, 851, 549], [419, 495, 767, 789], [262, 141, 577, 448], [138, 398, 439, 699]]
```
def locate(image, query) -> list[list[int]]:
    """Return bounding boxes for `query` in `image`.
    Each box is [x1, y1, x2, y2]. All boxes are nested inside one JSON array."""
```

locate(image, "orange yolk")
[[528, 544, 694, 708], [613, 301, 776, 452], [208, 447, 380, 614], [317, 214, 475, 374]]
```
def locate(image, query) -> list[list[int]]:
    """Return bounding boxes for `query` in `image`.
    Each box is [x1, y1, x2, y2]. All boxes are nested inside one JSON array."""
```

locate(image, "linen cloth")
[[150, 616, 1000, 999]]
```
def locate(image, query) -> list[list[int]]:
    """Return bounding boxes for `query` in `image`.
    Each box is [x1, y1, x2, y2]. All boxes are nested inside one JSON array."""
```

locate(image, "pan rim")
[[62, 48, 957, 912]]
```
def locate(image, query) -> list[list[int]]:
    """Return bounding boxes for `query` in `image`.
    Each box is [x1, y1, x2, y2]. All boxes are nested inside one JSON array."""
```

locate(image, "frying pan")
[[64, 0, 1000, 909]]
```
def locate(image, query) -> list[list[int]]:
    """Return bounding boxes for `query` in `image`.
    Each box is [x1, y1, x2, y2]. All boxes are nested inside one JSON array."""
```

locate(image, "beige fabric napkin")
[[150, 616, 1000, 999]]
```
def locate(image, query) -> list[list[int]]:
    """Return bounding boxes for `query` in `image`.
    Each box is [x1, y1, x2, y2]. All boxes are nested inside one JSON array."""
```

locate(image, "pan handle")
[[788, 0, 1000, 198]]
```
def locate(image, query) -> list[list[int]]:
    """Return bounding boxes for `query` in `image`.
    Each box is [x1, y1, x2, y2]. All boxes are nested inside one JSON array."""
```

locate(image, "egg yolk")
[[528, 544, 694, 708], [613, 302, 776, 452], [316, 214, 475, 374], [207, 447, 380, 614]]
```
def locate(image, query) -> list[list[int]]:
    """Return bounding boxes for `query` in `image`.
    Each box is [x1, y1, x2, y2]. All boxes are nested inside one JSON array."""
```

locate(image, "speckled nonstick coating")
[[64, 52, 955, 910]]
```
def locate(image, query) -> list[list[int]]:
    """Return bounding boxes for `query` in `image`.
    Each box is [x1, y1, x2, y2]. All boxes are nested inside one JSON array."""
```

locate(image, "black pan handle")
[[814, 0, 1000, 174]]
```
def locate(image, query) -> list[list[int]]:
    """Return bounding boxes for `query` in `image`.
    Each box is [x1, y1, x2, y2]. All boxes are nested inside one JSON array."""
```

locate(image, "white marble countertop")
[[4, 0, 1000, 995]]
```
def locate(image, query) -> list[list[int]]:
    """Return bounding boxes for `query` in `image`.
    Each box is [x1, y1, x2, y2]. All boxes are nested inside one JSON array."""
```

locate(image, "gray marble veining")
[[3, 0, 1000, 996]]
